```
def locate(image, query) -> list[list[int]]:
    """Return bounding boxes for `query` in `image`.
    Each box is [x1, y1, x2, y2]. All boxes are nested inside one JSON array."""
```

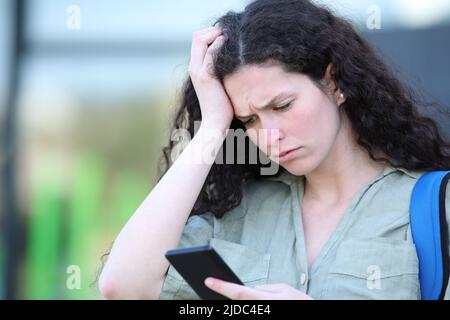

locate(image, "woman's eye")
[[243, 117, 256, 125], [274, 101, 292, 111], [242, 102, 292, 125]]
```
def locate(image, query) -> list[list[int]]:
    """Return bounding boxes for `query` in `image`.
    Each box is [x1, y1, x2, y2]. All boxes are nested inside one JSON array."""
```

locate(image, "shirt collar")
[[263, 164, 422, 187]]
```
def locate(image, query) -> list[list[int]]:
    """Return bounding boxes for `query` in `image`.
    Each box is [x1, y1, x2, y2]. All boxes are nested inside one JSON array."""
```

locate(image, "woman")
[[98, 0, 450, 299]]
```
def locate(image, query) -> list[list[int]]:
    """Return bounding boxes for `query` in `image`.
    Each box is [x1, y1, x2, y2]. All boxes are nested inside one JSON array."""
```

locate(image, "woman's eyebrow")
[[235, 93, 291, 119]]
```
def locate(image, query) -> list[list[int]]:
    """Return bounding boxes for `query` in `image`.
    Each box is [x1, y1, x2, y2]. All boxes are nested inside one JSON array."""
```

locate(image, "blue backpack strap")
[[410, 170, 450, 300]]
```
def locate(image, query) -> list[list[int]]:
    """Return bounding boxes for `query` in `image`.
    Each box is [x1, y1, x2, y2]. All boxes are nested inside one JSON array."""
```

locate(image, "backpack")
[[410, 170, 450, 300]]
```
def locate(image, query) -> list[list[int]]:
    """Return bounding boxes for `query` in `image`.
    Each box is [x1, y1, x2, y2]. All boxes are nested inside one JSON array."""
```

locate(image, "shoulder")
[[403, 168, 450, 207], [380, 167, 450, 214], [373, 166, 426, 206], [348, 166, 429, 237]]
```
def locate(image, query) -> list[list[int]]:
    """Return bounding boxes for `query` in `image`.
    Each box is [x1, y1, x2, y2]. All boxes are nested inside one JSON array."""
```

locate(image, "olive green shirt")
[[159, 165, 450, 300]]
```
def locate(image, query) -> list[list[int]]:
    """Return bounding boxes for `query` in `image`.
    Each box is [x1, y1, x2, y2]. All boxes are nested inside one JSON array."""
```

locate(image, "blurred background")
[[0, 0, 449, 300]]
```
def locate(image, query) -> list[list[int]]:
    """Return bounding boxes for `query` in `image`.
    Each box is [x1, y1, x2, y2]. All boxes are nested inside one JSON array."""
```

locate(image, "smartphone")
[[165, 245, 244, 300]]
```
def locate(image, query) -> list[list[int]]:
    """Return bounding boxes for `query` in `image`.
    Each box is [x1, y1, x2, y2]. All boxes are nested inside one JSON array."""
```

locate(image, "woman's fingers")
[[186, 24, 235, 130], [189, 26, 224, 74], [205, 278, 268, 300], [203, 35, 228, 77]]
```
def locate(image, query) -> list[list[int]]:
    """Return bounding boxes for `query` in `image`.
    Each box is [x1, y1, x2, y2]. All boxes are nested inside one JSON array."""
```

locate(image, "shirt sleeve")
[[158, 212, 215, 300]]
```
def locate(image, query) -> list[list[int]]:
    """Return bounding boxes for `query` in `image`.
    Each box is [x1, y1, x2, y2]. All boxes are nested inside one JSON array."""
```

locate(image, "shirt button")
[[300, 273, 308, 285]]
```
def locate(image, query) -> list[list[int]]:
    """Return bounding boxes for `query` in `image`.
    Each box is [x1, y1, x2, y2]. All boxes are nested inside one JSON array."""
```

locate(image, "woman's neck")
[[304, 119, 388, 207]]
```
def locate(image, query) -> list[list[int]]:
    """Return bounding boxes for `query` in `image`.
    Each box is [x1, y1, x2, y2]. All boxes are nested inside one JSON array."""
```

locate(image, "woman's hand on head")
[[204, 277, 314, 300], [189, 25, 235, 131]]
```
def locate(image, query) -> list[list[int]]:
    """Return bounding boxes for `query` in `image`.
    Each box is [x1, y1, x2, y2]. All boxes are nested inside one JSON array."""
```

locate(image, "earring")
[[340, 93, 345, 99]]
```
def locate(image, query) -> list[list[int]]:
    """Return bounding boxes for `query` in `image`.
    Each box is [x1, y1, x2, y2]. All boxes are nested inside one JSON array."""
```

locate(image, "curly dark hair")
[[157, 0, 450, 219]]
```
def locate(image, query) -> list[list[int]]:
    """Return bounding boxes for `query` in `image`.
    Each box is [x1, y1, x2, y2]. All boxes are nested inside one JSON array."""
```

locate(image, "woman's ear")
[[324, 63, 346, 106], [324, 63, 338, 92]]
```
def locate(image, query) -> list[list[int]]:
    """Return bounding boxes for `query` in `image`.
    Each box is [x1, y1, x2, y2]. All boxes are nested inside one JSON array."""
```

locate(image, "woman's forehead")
[[223, 65, 309, 111]]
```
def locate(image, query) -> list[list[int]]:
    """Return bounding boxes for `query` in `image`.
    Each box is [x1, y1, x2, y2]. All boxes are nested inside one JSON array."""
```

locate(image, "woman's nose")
[[259, 124, 284, 155]]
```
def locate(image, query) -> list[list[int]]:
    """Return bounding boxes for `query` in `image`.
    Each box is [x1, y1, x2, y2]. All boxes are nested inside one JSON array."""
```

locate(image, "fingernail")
[[205, 278, 215, 288]]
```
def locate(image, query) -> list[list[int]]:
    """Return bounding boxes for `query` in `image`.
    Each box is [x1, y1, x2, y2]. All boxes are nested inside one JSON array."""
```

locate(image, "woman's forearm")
[[98, 124, 227, 299]]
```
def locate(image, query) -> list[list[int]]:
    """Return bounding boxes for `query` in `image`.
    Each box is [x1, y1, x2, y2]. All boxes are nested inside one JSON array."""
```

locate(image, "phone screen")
[[165, 245, 244, 300]]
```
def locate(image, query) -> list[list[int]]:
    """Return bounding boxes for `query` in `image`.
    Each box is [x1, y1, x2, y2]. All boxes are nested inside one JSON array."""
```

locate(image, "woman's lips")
[[275, 147, 302, 162]]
